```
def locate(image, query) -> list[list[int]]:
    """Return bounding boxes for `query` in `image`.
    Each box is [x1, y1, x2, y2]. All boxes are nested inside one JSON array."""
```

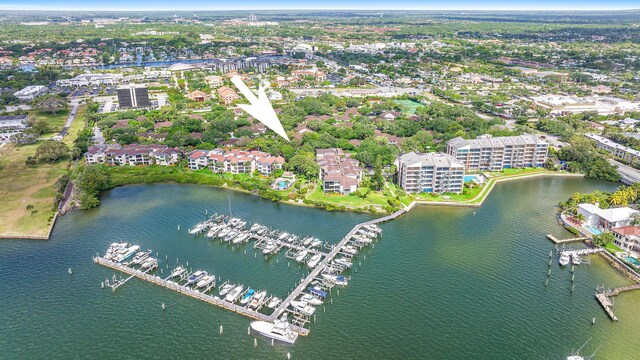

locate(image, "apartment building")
[[216, 86, 240, 106], [396, 152, 465, 194], [187, 149, 284, 176], [585, 134, 640, 163], [85, 144, 181, 166], [316, 148, 363, 195], [447, 134, 548, 172]]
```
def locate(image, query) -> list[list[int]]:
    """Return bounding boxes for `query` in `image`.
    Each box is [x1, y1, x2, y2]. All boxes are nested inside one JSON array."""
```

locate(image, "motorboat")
[[219, 283, 234, 296], [249, 291, 267, 309], [308, 286, 327, 299], [189, 223, 206, 235], [250, 223, 262, 232], [141, 257, 157, 269], [341, 245, 358, 255], [224, 231, 238, 242], [225, 285, 244, 302], [559, 253, 571, 266], [333, 257, 353, 268], [572, 254, 581, 266], [240, 289, 256, 305], [295, 250, 308, 263], [290, 300, 315, 316], [114, 245, 140, 263], [217, 228, 230, 238], [302, 237, 313, 246], [197, 275, 215, 288], [250, 319, 299, 344], [266, 297, 281, 309], [131, 250, 151, 265], [310, 240, 323, 248], [322, 273, 348, 286], [236, 220, 247, 229], [104, 242, 128, 260], [278, 232, 290, 241], [299, 294, 322, 306], [307, 254, 322, 268], [263, 241, 278, 255], [186, 271, 207, 286], [233, 234, 248, 245], [169, 266, 186, 279]]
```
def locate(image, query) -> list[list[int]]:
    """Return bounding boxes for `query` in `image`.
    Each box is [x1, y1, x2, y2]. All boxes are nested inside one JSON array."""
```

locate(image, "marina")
[[94, 211, 391, 339]]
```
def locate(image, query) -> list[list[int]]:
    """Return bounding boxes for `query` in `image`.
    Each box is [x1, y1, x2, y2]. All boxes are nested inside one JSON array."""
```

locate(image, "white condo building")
[[447, 134, 548, 172], [396, 152, 465, 194]]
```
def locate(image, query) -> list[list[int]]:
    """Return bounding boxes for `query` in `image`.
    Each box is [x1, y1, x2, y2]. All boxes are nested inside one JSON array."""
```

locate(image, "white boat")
[[197, 275, 215, 288], [169, 266, 186, 279], [310, 239, 323, 248], [559, 253, 571, 266], [240, 289, 256, 305], [572, 254, 581, 265], [250, 223, 262, 232], [131, 250, 151, 265], [295, 250, 308, 263], [236, 220, 247, 229], [341, 245, 358, 255], [250, 319, 299, 344], [141, 257, 157, 269], [104, 242, 128, 259], [334, 257, 352, 268], [266, 297, 281, 309], [114, 245, 140, 263], [233, 234, 248, 244], [225, 285, 244, 302], [302, 237, 313, 246], [307, 254, 322, 268], [217, 228, 230, 238], [263, 241, 278, 255], [186, 271, 207, 285], [278, 232, 289, 241], [322, 273, 348, 286], [219, 283, 234, 296], [290, 300, 316, 316], [299, 294, 322, 306], [189, 223, 206, 235], [249, 291, 267, 309]]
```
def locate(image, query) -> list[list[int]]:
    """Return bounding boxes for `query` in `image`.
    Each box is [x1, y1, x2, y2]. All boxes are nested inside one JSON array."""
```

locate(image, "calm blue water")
[[2, 177, 639, 359]]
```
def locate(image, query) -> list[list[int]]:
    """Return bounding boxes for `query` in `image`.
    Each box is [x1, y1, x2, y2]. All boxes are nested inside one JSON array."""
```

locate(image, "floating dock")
[[547, 234, 587, 244]]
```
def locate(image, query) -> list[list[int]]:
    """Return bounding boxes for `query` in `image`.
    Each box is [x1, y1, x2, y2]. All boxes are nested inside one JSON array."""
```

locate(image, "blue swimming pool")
[[584, 225, 602, 236], [464, 175, 478, 182], [277, 181, 287, 190], [625, 256, 640, 267]]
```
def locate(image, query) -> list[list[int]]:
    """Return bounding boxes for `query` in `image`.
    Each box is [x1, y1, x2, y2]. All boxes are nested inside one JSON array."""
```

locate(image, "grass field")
[[395, 99, 424, 114], [0, 143, 69, 238], [30, 109, 70, 137], [306, 184, 390, 209]]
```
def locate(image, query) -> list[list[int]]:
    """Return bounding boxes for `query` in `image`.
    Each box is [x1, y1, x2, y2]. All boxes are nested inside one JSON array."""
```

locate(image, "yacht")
[[240, 289, 256, 305], [310, 239, 323, 248], [189, 223, 206, 235], [250, 319, 299, 344], [114, 245, 140, 263], [334, 257, 353, 268], [302, 237, 313, 246], [278, 232, 290, 241], [290, 300, 316, 316], [141, 257, 157, 269], [266, 297, 281, 309], [217, 228, 230, 238], [249, 291, 267, 309], [225, 285, 244, 302], [104, 242, 128, 260], [295, 250, 308, 263], [186, 271, 207, 286], [341, 245, 358, 255], [263, 241, 278, 255], [322, 273, 348, 286], [559, 253, 571, 266], [250, 223, 262, 232], [196, 275, 215, 289], [572, 254, 581, 266], [299, 294, 322, 306], [236, 220, 247, 229], [169, 266, 186, 279], [307, 254, 322, 268], [233, 234, 248, 245], [131, 250, 151, 265], [219, 283, 234, 296]]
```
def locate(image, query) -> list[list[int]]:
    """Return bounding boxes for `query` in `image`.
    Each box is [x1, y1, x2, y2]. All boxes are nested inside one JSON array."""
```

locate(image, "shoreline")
[[1, 170, 586, 240]]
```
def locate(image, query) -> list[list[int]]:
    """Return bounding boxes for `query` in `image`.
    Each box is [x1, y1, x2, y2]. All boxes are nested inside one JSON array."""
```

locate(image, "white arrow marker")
[[230, 76, 289, 141]]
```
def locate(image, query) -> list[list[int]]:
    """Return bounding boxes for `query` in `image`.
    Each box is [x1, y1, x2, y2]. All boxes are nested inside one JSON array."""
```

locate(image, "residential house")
[[316, 148, 363, 195], [217, 86, 239, 106], [188, 90, 208, 102], [612, 226, 640, 252], [578, 203, 638, 231]]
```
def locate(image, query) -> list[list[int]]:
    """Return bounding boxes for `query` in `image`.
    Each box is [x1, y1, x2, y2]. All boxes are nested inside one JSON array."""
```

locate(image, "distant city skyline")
[[0, 0, 638, 11]]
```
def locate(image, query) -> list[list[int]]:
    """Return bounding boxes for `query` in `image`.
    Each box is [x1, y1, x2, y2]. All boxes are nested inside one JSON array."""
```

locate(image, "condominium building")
[[216, 86, 240, 106], [585, 134, 640, 163], [447, 134, 548, 172], [85, 144, 181, 166], [14, 85, 47, 101], [187, 149, 284, 176], [316, 148, 363, 195], [117, 85, 150, 109], [396, 152, 465, 194]]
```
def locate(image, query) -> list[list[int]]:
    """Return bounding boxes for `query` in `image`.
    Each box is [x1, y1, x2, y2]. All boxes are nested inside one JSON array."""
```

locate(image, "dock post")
[[162, 303, 166, 311], [592, 317, 596, 325], [219, 325, 223, 335], [254, 338, 257, 347], [248, 327, 250, 335]]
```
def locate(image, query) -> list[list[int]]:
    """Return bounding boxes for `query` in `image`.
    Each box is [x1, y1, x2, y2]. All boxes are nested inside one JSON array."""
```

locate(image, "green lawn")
[[395, 99, 424, 114], [62, 106, 86, 147], [306, 184, 390, 208], [605, 243, 624, 253], [486, 167, 546, 177], [30, 109, 70, 136]]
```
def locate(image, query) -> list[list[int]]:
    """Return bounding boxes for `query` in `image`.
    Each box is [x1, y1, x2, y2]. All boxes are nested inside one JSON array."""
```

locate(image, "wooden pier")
[[93, 256, 310, 336], [595, 283, 640, 321], [547, 234, 587, 244]]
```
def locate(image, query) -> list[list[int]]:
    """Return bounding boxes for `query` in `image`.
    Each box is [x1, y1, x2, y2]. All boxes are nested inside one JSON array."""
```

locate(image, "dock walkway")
[[93, 256, 310, 336], [546, 234, 587, 244]]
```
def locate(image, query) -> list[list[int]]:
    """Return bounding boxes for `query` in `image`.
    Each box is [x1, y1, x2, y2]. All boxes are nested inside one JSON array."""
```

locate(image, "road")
[[59, 101, 79, 137], [93, 126, 105, 146], [609, 159, 640, 185]]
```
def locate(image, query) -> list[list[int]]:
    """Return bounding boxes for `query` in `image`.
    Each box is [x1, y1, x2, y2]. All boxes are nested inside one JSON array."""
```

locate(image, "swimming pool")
[[464, 175, 478, 183], [625, 256, 640, 267], [277, 181, 288, 190], [584, 225, 602, 236]]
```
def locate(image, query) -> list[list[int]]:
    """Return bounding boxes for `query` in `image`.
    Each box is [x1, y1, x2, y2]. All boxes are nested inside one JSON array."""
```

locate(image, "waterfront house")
[[316, 148, 363, 195], [611, 226, 640, 252], [577, 203, 638, 231]]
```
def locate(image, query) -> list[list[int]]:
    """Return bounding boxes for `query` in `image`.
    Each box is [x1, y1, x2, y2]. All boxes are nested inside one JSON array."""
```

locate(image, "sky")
[[0, 0, 638, 11]]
